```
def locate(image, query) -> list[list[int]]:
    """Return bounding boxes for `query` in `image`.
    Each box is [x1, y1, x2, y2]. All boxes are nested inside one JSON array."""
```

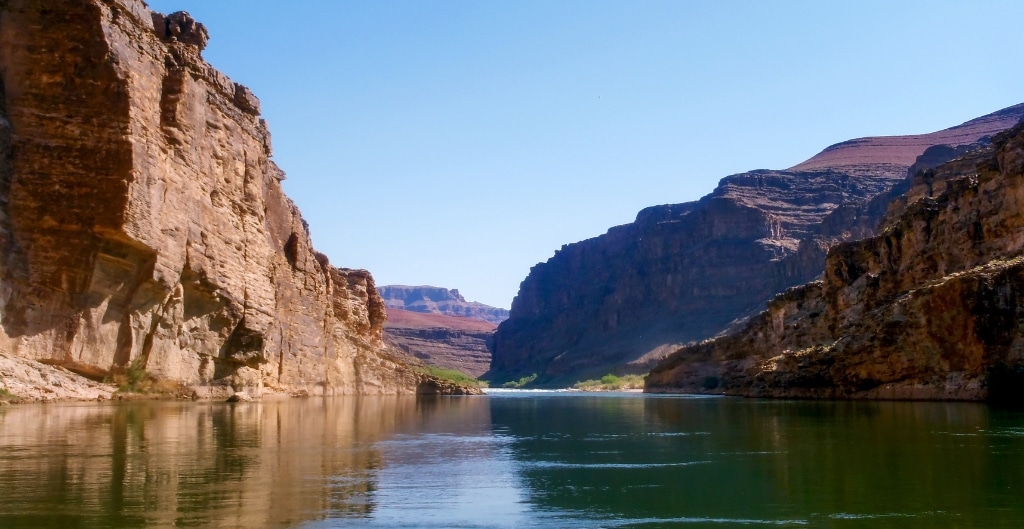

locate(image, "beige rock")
[[0, 351, 114, 402], [0, 0, 459, 399]]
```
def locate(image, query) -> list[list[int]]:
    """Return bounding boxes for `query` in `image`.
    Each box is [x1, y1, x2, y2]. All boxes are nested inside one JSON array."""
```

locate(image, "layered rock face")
[[378, 285, 505, 377], [383, 309, 494, 377], [0, 1, 434, 397], [378, 285, 509, 324], [790, 106, 1024, 174], [647, 122, 1024, 401], [490, 105, 1024, 386]]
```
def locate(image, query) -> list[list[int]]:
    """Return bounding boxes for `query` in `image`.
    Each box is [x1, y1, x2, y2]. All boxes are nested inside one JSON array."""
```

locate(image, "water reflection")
[[0, 397, 432, 528], [2, 395, 1024, 528], [491, 395, 1024, 528]]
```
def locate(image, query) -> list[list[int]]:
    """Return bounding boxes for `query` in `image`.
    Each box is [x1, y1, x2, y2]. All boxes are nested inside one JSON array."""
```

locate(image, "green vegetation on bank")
[[108, 358, 181, 395], [0, 387, 18, 401], [413, 366, 487, 388], [573, 373, 646, 391], [116, 358, 149, 392], [501, 373, 538, 388]]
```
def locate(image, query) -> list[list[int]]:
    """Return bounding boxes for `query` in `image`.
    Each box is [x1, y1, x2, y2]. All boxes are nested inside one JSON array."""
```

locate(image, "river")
[[1, 391, 1022, 528]]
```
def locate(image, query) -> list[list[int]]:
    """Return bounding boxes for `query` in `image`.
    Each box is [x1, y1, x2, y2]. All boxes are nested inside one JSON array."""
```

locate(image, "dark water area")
[[1, 392, 1023, 528]]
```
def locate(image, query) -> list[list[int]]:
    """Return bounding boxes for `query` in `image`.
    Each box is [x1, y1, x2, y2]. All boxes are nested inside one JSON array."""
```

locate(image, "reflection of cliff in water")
[[490, 396, 1024, 524], [0, 398, 426, 528], [488, 395, 725, 520]]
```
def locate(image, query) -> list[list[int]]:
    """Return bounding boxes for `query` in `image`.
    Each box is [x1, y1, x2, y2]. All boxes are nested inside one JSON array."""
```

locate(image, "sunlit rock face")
[[490, 104, 1024, 387], [648, 122, 1024, 402], [378, 286, 506, 378], [378, 285, 509, 324], [383, 308, 495, 378], [0, 1, 425, 395]]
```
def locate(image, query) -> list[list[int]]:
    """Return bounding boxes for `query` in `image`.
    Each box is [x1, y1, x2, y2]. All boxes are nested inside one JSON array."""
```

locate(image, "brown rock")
[[384, 308, 494, 378], [790, 104, 1024, 174], [233, 82, 261, 116], [152, 11, 209, 50], [647, 122, 1024, 402], [491, 104, 1024, 387], [378, 285, 509, 324], [0, 0, 449, 398]]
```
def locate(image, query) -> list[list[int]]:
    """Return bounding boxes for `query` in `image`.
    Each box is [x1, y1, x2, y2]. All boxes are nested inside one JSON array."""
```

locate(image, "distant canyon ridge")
[[378, 285, 509, 324], [488, 103, 1024, 388], [377, 285, 506, 378], [648, 120, 1024, 402]]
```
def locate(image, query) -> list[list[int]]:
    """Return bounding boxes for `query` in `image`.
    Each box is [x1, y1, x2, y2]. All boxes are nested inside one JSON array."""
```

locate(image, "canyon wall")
[[377, 285, 504, 377], [647, 122, 1024, 402], [383, 308, 494, 378], [0, 1, 437, 397], [378, 285, 509, 324], [489, 105, 1024, 386]]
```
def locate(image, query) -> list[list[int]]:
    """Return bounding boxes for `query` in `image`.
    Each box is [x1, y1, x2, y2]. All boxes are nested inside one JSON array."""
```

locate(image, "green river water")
[[1, 391, 1022, 528]]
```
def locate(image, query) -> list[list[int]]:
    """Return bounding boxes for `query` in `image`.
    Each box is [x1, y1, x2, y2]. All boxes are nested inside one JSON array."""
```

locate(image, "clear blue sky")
[[147, 0, 1023, 309]]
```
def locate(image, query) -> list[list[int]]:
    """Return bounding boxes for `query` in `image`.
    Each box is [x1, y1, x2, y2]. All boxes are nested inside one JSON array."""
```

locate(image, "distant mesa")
[[378, 285, 509, 324], [378, 285, 507, 378], [791, 104, 1024, 174], [383, 309, 494, 378]]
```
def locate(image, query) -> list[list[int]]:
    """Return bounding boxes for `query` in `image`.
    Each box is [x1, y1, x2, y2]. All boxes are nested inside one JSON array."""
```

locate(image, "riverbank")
[[572, 373, 646, 391], [0, 351, 291, 404], [0, 351, 116, 403], [0, 350, 483, 404], [570, 387, 644, 393]]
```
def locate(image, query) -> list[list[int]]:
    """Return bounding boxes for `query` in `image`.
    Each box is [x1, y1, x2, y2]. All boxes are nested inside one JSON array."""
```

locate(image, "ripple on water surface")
[[1, 396, 1023, 528]]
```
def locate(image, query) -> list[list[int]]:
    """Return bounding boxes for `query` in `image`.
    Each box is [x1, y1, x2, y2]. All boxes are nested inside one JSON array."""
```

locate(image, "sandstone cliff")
[[383, 308, 494, 378], [0, 1, 457, 399], [378, 285, 509, 324], [647, 122, 1024, 402], [490, 104, 1024, 386]]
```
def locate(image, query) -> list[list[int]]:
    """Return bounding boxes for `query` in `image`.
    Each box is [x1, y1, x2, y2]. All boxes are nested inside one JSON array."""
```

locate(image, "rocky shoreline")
[[0, 349, 480, 405], [0, 351, 116, 403]]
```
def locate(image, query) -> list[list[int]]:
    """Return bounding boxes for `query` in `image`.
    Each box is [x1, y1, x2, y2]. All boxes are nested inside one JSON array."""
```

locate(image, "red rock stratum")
[[384, 309, 495, 378], [790, 104, 1023, 174]]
